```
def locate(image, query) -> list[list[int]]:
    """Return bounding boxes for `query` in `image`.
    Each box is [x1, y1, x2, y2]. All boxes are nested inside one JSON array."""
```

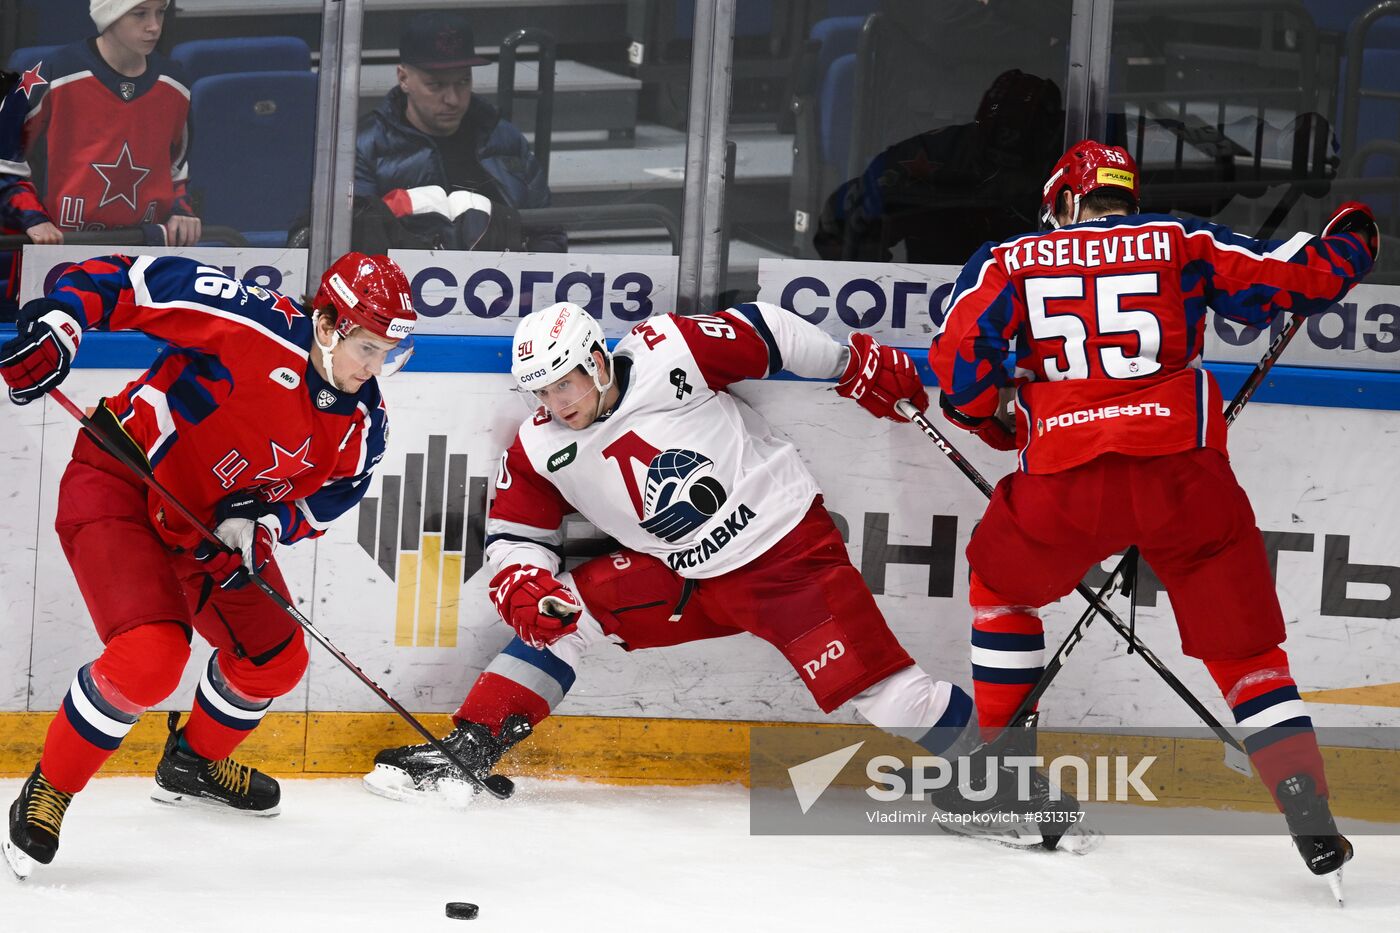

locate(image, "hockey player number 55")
[[1026, 272, 1162, 381]]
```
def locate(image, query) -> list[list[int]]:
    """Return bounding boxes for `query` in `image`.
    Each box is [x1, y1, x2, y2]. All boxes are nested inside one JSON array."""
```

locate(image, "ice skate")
[[151, 712, 281, 816], [928, 738, 1093, 854], [364, 715, 530, 805], [1278, 774, 1352, 905], [4, 765, 74, 879]]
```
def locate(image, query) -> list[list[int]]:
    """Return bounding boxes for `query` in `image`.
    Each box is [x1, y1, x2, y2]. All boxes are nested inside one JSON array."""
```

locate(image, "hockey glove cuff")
[[940, 394, 1018, 451], [836, 332, 930, 422], [489, 565, 582, 649], [194, 492, 283, 590]]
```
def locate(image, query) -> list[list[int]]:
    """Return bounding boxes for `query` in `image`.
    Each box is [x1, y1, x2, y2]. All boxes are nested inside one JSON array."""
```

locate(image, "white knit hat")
[[90, 0, 169, 34]]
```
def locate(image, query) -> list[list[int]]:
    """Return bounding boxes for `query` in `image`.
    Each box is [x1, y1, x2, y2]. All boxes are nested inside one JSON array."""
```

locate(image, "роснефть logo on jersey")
[[640, 449, 729, 542], [357, 434, 489, 648]]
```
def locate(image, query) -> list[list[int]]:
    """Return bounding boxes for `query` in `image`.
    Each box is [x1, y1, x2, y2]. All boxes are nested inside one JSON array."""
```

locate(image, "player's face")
[[333, 331, 401, 391], [533, 358, 605, 430], [108, 1, 166, 55], [398, 65, 473, 136]]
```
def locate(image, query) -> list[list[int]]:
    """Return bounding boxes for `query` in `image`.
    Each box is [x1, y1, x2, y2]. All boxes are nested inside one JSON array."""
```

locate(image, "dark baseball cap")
[[400, 12, 490, 70]]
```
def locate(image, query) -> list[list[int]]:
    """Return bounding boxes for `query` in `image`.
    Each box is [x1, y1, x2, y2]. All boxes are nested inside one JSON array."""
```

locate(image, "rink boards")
[[2, 247, 1400, 800], [3, 357, 1399, 713]]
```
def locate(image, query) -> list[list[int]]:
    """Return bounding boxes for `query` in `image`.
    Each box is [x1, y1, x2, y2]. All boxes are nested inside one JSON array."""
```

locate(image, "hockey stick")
[[48, 388, 514, 800], [894, 399, 1253, 772], [995, 552, 1133, 741]]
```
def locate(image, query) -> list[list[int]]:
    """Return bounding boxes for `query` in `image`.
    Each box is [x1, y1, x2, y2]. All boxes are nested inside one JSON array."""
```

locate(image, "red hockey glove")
[[835, 332, 930, 422], [0, 299, 82, 405], [940, 394, 1018, 451], [489, 565, 582, 649], [1322, 201, 1380, 261], [194, 492, 282, 590]]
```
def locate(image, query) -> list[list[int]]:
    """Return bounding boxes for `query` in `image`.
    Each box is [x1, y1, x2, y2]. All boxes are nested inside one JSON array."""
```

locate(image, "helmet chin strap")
[[315, 328, 346, 392], [590, 349, 615, 419]]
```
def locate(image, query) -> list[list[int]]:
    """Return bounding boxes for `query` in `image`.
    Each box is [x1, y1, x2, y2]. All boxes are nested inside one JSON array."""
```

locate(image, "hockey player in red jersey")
[[367, 300, 1083, 846], [930, 140, 1377, 884], [0, 251, 416, 878]]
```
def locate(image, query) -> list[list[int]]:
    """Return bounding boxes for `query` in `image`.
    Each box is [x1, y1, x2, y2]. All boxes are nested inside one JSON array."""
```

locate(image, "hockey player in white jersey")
[[366, 301, 1075, 845]]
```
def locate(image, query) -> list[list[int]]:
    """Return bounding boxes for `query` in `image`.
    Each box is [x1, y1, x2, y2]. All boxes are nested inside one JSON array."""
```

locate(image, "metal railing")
[[0, 225, 250, 249], [497, 27, 558, 187]]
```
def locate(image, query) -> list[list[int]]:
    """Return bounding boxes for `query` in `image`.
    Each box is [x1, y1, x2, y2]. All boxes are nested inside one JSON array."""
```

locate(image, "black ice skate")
[[1278, 774, 1352, 905], [363, 715, 531, 805], [928, 737, 1096, 855], [4, 765, 74, 879], [151, 712, 281, 816]]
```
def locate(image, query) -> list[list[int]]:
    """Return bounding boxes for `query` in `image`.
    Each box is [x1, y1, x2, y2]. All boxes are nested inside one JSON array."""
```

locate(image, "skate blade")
[[937, 820, 1101, 856], [150, 785, 281, 818], [2, 838, 34, 881], [361, 764, 479, 808], [1326, 867, 1344, 907], [1049, 824, 1103, 856]]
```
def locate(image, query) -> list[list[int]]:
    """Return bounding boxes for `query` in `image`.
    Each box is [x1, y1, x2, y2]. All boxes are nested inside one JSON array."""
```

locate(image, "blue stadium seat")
[[186, 72, 317, 247], [810, 16, 862, 80], [18, 0, 92, 45], [170, 37, 312, 85], [788, 14, 869, 256], [1303, 0, 1400, 42], [821, 53, 857, 178], [7, 46, 63, 76]]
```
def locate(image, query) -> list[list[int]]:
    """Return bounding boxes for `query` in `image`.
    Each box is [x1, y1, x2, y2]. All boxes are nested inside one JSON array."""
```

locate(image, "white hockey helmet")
[[511, 302, 613, 404]]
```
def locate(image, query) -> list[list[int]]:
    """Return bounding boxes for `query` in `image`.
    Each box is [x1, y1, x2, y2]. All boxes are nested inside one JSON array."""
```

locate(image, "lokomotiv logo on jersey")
[[602, 431, 757, 566], [640, 449, 728, 542]]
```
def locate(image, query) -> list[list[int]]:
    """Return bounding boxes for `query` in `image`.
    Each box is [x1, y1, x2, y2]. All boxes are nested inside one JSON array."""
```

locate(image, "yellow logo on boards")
[[356, 435, 489, 648], [1096, 167, 1135, 188]]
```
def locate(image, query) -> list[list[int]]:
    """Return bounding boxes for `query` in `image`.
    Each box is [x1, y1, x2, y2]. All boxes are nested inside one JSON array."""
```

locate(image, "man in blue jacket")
[[353, 12, 565, 253]]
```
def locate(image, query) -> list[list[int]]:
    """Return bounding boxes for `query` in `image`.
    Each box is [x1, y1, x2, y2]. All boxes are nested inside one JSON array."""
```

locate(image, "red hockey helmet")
[[313, 252, 417, 375], [1039, 140, 1140, 229]]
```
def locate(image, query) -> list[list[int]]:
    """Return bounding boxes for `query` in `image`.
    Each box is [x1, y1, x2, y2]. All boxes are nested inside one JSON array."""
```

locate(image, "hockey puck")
[[445, 902, 479, 920]]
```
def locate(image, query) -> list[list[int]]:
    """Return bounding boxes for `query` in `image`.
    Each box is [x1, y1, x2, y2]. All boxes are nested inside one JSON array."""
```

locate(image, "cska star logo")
[[16, 63, 47, 99], [254, 437, 316, 501], [270, 293, 301, 328], [91, 142, 151, 210]]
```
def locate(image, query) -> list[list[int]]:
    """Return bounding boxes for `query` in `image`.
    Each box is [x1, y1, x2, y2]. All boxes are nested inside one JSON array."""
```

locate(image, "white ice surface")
[[1, 777, 1396, 932]]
